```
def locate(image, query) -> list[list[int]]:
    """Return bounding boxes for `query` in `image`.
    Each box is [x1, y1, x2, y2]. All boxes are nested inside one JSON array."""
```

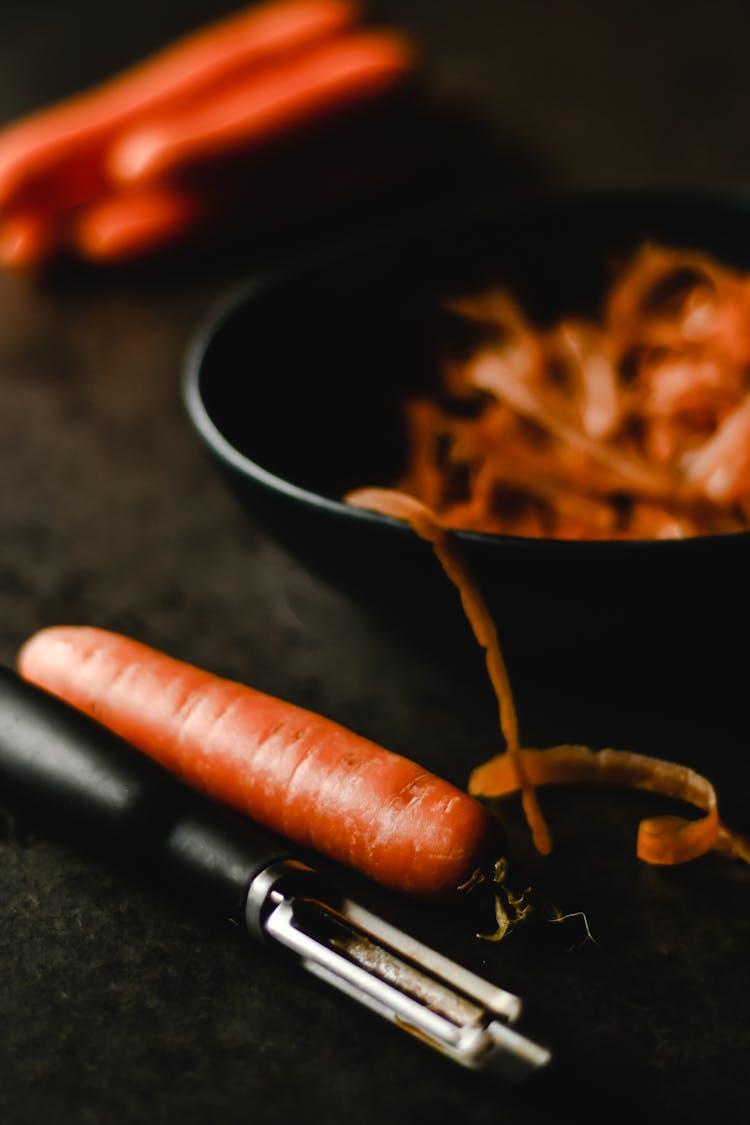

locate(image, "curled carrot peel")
[[344, 489, 749, 868], [469, 744, 750, 866], [73, 186, 206, 262], [17, 625, 497, 898], [400, 244, 750, 540], [345, 486, 552, 855]]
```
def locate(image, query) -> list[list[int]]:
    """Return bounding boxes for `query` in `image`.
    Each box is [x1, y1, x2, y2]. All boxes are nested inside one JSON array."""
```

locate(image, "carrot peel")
[[344, 490, 748, 870], [0, 0, 361, 213], [397, 244, 750, 540], [469, 743, 747, 866], [73, 186, 205, 262], [345, 486, 552, 856]]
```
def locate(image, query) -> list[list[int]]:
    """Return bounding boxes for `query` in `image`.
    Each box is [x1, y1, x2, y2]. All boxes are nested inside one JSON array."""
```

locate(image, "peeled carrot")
[[107, 29, 415, 186], [16, 625, 497, 898], [0, 0, 358, 214]]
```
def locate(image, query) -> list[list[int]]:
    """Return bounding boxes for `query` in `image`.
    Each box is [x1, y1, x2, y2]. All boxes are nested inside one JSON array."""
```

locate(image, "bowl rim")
[[182, 185, 750, 557]]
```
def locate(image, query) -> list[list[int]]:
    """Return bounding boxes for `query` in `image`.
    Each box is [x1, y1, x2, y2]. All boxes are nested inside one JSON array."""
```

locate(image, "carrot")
[[0, 0, 359, 214], [106, 30, 415, 186], [16, 625, 497, 898], [550, 321, 622, 442], [73, 186, 207, 262], [680, 395, 750, 502], [469, 744, 750, 867]]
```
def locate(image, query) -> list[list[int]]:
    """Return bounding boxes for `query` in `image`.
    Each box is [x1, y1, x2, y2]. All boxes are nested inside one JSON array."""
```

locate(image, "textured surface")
[[1, 2, 750, 1123]]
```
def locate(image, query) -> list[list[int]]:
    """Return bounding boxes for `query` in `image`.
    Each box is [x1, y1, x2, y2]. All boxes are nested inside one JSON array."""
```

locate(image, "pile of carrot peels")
[[346, 487, 750, 869], [399, 243, 750, 540], [0, 0, 415, 269], [352, 244, 750, 867]]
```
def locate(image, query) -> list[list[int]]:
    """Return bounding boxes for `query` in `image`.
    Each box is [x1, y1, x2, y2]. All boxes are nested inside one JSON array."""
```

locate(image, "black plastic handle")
[[0, 666, 287, 921]]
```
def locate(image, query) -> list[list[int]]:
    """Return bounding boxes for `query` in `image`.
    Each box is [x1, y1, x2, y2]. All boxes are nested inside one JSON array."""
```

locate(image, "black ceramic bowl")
[[183, 189, 750, 725]]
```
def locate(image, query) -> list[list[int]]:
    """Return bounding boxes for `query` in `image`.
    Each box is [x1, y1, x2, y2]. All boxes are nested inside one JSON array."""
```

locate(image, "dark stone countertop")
[[1, 3, 750, 1122]]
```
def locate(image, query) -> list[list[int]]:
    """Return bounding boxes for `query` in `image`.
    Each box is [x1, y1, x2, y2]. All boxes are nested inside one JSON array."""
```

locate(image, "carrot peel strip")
[[0, 1, 414, 269], [345, 486, 552, 855], [344, 248, 750, 872], [468, 743, 747, 866], [344, 490, 747, 870]]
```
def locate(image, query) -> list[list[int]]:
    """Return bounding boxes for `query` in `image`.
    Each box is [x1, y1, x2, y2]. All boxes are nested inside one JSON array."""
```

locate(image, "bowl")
[[183, 188, 750, 727]]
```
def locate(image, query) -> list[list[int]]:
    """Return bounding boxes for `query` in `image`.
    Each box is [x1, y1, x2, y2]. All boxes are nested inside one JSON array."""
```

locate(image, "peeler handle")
[[0, 665, 288, 920], [0, 668, 552, 1080]]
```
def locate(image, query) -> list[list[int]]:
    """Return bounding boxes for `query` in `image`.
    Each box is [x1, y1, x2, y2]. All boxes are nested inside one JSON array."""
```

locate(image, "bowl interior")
[[194, 188, 750, 515]]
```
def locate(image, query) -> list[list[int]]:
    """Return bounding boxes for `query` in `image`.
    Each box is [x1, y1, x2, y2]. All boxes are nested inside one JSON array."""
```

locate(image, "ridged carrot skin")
[[0, 0, 358, 213], [17, 626, 495, 898], [107, 30, 415, 186]]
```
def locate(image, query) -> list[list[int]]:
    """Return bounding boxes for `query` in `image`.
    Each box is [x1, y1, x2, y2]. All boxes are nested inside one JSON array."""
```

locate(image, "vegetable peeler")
[[0, 666, 550, 1083]]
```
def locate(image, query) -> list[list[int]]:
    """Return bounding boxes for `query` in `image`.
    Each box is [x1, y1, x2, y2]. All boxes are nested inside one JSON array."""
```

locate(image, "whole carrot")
[[107, 29, 415, 186], [17, 626, 497, 898], [73, 185, 207, 262], [0, 0, 358, 214]]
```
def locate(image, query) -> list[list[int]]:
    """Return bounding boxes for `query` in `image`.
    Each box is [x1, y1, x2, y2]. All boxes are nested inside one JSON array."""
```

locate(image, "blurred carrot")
[[73, 186, 206, 262], [0, 0, 358, 214], [72, 107, 419, 264], [108, 29, 415, 186]]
